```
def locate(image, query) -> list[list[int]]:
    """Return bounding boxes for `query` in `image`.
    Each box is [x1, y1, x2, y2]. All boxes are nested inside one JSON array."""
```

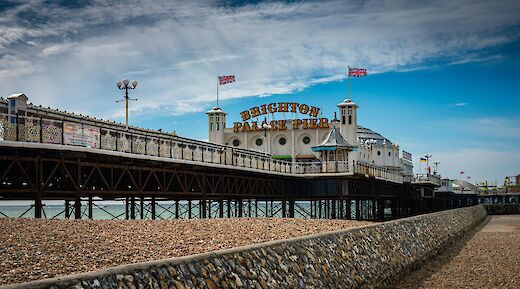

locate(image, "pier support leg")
[[88, 196, 93, 219], [151, 196, 156, 220], [289, 200, 295, 218], [188, 200, 192, 219], [355, 199, 360, 220], [219, 199, 224, 218], [282, 200, 287, 218], [34, 196, 42, 219], [65, 200, 70, 219], [130, 196, 135, 220], [125, 197, 129, 220], [140, 197, 144, 219], [74, 197, 81, 219], [227, 200, 231, 218], [238, 199, 243, 217]]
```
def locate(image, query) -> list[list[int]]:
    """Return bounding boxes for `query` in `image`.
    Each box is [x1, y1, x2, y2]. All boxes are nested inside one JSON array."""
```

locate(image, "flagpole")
[[216, 76, 219, 107], [347, 66, 351, 100]]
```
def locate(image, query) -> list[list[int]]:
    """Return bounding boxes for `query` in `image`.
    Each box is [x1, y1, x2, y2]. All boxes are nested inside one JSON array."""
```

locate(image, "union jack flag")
[[219, 75, 235, 85], [348, 67, 367, 78]]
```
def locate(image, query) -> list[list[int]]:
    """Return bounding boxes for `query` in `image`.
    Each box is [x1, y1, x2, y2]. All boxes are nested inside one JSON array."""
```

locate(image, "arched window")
[[216, 122, 219, 130], [348, 115, 352, 125]]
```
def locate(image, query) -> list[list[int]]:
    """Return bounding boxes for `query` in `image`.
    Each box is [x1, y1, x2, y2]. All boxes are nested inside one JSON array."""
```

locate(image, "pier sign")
[[233, 102, 329, 132]]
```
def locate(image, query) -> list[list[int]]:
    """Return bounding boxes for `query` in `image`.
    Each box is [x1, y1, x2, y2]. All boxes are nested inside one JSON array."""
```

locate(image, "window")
[[348, 115, 352, 125], [216, 122, 219, 130], [342, 115, 346, 124], [388, 152, 391, 157], [303, 136, 311, 144], [377, 151, 381, 156], [232, 139, 240, 147], [209, 122, 213, 131], [279, 137, 287, 145], [256, 138, 263, 146]]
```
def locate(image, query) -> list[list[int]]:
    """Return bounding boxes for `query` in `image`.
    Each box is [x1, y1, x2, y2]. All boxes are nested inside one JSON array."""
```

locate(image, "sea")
[[0, 200, 346, 220]]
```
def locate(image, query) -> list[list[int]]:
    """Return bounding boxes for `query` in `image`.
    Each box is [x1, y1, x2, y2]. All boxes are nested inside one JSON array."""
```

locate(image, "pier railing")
[[0, 114, 403, 182], [354, 162, 404, 183], [413, 173, 442, 186]]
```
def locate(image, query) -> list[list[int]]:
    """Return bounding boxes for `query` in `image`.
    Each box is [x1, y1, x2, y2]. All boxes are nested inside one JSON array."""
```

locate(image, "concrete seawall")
[[1, 205, 488, 289], [485, 204, 520, 215]]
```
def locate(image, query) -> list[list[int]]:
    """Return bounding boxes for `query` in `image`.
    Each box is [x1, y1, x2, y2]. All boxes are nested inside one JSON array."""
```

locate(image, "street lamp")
[[116, 79, 138, 130], [433, 161, 440, 174], [424, 154, 432, 174], [257, 117, 272, 153]]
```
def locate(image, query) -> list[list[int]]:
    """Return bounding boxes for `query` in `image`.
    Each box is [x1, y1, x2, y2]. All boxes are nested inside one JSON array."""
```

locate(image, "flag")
[[219, 75, 235, 85], [348, 67, 367, 78], [420, 158, 427, 163]]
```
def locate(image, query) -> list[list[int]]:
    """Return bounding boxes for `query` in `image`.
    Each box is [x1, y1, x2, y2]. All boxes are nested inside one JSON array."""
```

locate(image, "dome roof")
[[357, 125, 393, 146]]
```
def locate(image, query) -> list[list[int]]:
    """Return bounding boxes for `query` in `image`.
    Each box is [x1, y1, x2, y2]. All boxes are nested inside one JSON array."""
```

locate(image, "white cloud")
[[0, 0, 519, 117], [454, 103, 468, 107]]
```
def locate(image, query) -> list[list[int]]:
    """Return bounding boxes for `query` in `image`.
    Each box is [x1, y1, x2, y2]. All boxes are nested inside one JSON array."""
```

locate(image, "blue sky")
[[1, 0, 519, 183]]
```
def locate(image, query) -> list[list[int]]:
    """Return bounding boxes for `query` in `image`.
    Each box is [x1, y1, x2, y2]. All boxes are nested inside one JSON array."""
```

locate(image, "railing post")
[[39, 117, 43, 143], [130, 133, 133, 153], [144, 136, 147, 155], [61, 120, 64, 145], [15, 115, 20, 141]]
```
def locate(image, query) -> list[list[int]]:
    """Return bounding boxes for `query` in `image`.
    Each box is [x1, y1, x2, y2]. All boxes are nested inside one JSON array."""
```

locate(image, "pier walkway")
[[394, 215, 520, 288]]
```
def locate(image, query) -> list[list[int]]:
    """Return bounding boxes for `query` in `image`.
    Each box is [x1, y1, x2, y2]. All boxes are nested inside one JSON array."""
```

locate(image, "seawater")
[[0, 202, 371, 220]]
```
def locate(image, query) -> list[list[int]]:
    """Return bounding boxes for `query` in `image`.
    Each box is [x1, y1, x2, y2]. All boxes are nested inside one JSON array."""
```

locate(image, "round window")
[[302, 136, 311, 144], [377, 151, 381, 156], [255, 138, 263, 146], [279, 137, 287, 145], [232, 139, 240, 147]]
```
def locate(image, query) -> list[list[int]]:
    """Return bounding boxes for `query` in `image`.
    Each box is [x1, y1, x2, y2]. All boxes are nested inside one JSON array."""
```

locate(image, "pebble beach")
[[0, 217, 372, 285]]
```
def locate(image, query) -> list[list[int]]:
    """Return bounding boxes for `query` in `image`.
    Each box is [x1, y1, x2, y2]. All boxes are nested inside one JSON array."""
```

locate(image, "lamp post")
[[424, 154, 432, 175], [116, 79, 138, 130], [257, 117, 272, 153], [433, 161, 440, 175]]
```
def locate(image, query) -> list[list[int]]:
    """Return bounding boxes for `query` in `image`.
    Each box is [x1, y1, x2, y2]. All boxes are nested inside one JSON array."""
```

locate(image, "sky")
[[1, 0, 519, 184]]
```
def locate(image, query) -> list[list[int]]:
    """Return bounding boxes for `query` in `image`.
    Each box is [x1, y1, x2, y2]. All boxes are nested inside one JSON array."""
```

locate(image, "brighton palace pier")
[[0, 93, 485, 221]]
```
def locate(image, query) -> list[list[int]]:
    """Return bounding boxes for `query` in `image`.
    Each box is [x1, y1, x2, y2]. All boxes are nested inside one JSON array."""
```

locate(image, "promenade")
[[395, 215, 520, 288]]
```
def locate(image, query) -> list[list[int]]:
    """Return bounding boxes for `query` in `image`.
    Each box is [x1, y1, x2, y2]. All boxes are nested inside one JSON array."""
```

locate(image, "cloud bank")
[[0, 0, 519, 118]]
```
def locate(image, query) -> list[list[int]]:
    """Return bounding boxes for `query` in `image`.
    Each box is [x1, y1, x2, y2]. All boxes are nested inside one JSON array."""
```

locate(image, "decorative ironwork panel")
[[101, 131, 116, 151], [193, 148, 202, 162], [159, 140, 170, 157], [23, 120, 40, 142], [117, 134, 129, 152], [132, 137, 145, 154], [172, 145, 182, 159], [146, 139, 158, 156], [42, 120, 62, 144]]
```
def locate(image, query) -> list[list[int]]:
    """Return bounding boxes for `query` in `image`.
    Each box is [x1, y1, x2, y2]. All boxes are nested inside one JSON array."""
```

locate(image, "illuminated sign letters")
[[234, 102, 329, 132]]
